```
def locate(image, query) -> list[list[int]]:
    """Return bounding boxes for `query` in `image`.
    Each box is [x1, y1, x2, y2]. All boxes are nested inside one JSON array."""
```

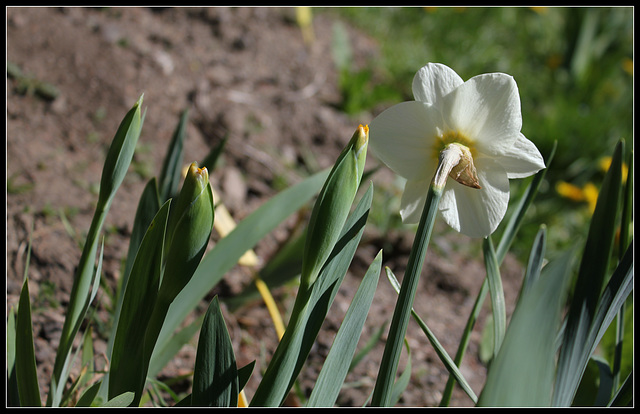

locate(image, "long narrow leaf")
[[521, 225, 547, 297], [158, 109, 188, 202], [608, 371, 633, 407], [151, 168, 330, 370], [553, 140, 624, 406], [191, 296, 238, 407], [15, 278, 41, 407], [200, 132, 228, 173], [49, 95, 144, 406], [584, 245, 633, 373], [478, 249, 574, 407], [442, 143, 553, 406], [483, 236, 505, 361], [385, 267, 478, 404], [107, 177, 161, 365], [307, 250, 382, 407], [250, 183, 373, 407], [389, 339, 412, 406], [7, 308, 19, 406], [108, 200, 171, 402]]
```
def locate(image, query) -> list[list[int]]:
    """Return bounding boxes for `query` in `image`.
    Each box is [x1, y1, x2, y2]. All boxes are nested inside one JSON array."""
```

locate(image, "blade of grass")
[[553, 140, 624, 406], [307, 250, 382, 407]]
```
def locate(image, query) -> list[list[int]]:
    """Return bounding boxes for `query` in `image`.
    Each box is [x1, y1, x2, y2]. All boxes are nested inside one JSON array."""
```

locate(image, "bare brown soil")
[[7, 7, 525, 407]]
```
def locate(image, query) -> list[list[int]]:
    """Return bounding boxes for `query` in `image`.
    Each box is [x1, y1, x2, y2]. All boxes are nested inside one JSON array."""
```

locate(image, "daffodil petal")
[[498, 133, 546, 178], [398, 177, 431, 224], [439, 157, 509, 237], [369, 101, 441, 181], [442, 73, 522, 155], [412, 62, 464, 105]]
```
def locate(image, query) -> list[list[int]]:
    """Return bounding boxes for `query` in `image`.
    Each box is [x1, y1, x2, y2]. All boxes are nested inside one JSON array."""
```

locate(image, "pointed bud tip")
[[187, 162, 209, 183], [355, 124, 369, 153]]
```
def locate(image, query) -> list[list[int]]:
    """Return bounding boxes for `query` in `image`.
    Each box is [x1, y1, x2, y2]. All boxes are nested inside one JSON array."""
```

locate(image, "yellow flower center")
[[432, 130, 477, 162]]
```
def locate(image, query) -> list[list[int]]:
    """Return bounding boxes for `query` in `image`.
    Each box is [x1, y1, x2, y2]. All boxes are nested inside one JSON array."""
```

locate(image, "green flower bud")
[[159, 162, 215, 303], [301, 125, 369, 291]]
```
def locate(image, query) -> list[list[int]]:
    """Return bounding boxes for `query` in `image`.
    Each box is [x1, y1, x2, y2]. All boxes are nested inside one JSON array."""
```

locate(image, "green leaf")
[[200, 132, 229, 173], [15, 278, 41, 407], [371, 182, 443, 407], [121, 177, 161, 296], [478, 249, 574, 407], [389, 339, 412, 406], [102, 392, 135, 407], [108, 200, 171, 403], [98, 93, 145, 208], [250, 183, 373, 407], [7, 307, 19, 406], [608, 371, 633, 407], [238, 360, 256, 392], [349, 321, 386, 373], [225, 228, 306, 311], [441, 145, 555, 406], [151, 167, 330, 372], [108, 177, 160, 359], [49, 95, 144, 407], [483, 236, 505, 361], [147, 314, 203, 380], [385, 266, 478, 404], [192, 296, 238, 407], [307, 250, 382, 407], [521, 225, 547, 297], [158, 109, 188, 202], [76, 381, 102, 407], [553, 140, 624, 406]]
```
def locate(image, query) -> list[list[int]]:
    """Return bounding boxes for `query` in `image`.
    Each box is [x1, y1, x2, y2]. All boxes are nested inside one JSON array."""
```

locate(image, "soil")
[[6, 7, 525, 407]]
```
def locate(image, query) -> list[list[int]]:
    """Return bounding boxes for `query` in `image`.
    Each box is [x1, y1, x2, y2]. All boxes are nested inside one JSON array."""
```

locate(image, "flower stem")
[[371, 181, 443, 406]]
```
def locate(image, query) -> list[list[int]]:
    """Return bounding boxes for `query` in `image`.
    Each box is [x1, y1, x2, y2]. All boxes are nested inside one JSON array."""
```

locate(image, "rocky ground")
[[7, 7, 525, 407]]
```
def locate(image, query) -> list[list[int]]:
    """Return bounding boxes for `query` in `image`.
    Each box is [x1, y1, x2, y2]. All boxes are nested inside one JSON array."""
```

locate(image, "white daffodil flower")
[[370, 63, 546, 237]]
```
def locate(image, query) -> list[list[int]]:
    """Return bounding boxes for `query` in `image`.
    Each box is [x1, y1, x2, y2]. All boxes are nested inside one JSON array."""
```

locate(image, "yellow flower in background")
[[369, 63, 545, 237], [622, 57, 633, 76], [556, 181, 599, 214], [599, 156, 628, 182]]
